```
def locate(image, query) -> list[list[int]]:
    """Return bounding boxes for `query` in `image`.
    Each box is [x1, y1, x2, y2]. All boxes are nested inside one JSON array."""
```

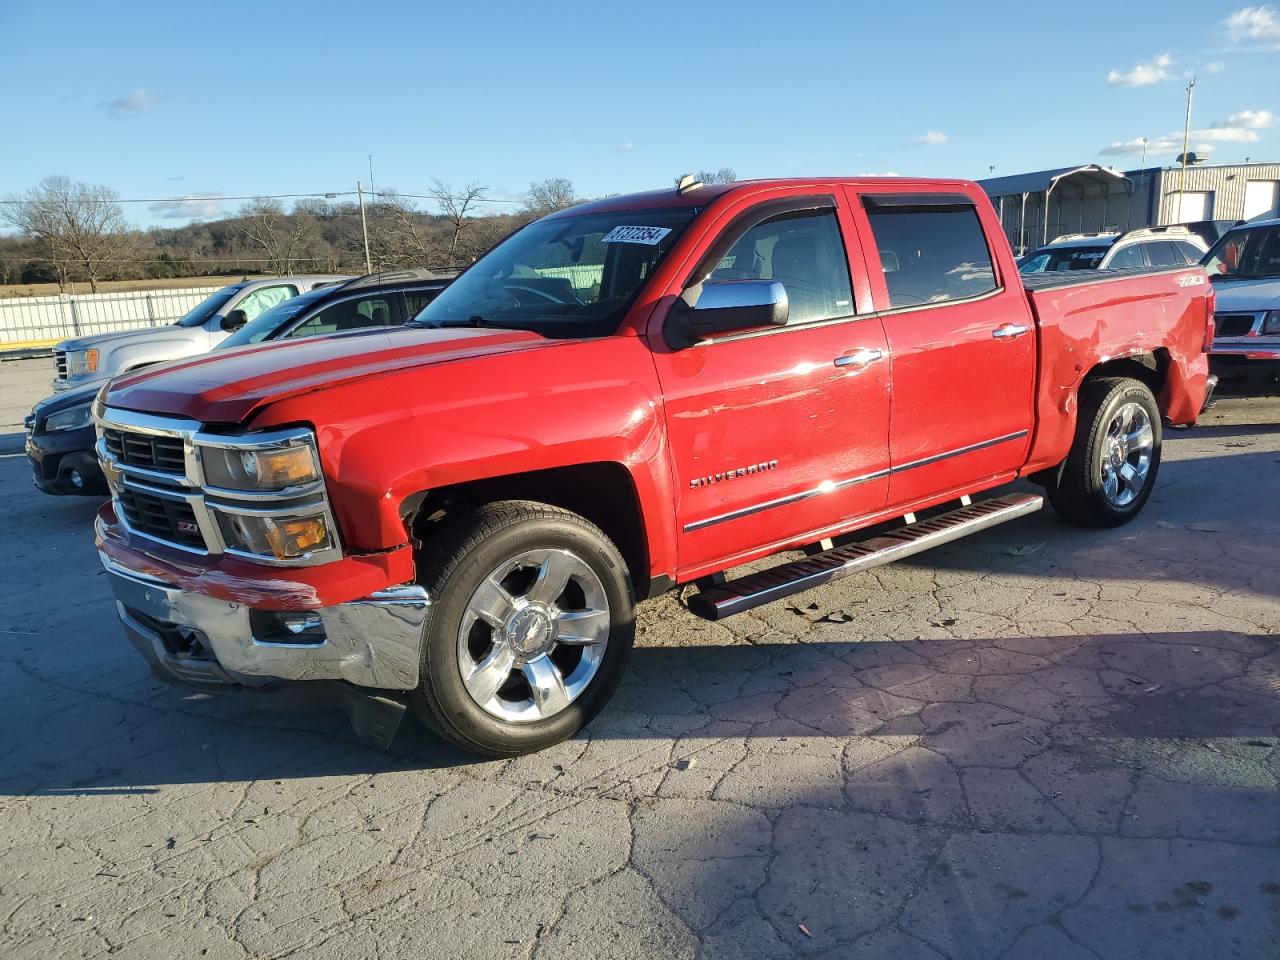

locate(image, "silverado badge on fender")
[[690, 460, 779, 488]]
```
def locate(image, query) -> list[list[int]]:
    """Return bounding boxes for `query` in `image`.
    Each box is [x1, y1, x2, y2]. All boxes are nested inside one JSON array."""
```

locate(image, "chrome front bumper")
[[1210, 341, 1280, 360], [99, 551, 429, 692]]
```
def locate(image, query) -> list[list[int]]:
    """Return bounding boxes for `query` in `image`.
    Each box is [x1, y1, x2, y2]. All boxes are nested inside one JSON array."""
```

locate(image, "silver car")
[[51, 275, 349, 391]]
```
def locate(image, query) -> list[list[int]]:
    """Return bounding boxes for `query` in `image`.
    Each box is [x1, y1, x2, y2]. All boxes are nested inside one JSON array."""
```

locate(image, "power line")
[[0, 256, 343, 264], [0, 191, 352, 206], [0, 189, 527, 206]]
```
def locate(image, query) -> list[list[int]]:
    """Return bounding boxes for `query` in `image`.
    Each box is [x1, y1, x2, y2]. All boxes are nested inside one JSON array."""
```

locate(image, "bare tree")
[[367, 190, 437, 270], [1, 175, 133, 292], [522, 177, 577, 219], [428, 180, 487, 265], [238, 198, 320, 275], [697, 168, 738, 184]]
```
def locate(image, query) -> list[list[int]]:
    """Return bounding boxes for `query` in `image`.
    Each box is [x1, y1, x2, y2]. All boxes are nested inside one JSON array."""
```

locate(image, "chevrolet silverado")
[[91, 176, 1216, 756]]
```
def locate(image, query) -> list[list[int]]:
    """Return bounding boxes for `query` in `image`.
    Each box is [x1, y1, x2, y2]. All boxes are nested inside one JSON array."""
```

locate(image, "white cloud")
[[104, 89, 155, 116], [1100, 108, 1276, 156], [911, 131, 947, 147], [616, 142, 637, 153], [1107, 52, 1173, 86], [856, 171, 901, 177], [1205, 60, 1226, 74], [1099, 135, 1181, 156], [1217, 108, 1276, 129], [1224, 6, 1280, 44], [148, 193, 224, 220]]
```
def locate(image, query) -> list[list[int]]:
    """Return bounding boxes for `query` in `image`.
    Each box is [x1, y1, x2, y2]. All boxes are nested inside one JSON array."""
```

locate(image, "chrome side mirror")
[[665, 279, 789, 348]]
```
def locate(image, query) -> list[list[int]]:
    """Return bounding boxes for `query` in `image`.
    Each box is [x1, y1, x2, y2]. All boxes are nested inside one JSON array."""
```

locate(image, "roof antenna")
[[676, 173, 704, 195]]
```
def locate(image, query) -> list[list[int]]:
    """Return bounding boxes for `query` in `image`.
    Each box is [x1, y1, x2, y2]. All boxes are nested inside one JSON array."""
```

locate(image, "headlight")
[[213, 509, 334, 562], [1263, 310, 1280, 335], [44, 403, 93, 432], [65, 349, 99, 376], [200, 434, 321, 492]]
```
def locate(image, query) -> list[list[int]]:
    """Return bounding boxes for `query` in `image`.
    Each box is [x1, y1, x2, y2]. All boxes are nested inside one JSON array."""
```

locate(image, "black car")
[[25, 269, 451, 496], [26, 381, 106, 495]]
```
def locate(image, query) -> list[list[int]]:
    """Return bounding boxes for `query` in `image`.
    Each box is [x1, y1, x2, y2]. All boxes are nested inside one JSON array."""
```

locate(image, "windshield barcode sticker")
[[601, 225, 672, 245]]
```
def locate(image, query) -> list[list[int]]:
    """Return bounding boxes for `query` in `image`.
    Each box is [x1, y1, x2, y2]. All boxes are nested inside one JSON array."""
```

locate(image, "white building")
[[979, 161, 1280, 254]]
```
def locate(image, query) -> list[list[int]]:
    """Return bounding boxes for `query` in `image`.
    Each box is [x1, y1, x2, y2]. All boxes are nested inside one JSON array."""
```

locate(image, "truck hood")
[[58, 325, 188, 353], [104, 325, 553, 424], [1211, 276, 1280, 311]]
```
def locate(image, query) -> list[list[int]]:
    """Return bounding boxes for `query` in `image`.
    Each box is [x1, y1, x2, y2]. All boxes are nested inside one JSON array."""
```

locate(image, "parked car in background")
[[219, 268, 452, 350], [51, 275, 350, 393], [1179, 219, 1241, 250], [1019, 226, 1207, 274], [27, 269, 451, 495], [91, 175, 1213, 757], [1202, 216, 1280, 384]]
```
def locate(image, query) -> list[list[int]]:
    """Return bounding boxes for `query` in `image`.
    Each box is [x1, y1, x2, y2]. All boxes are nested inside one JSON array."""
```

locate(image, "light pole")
[[1128, 137, 1149, 231], [1177, 77, 1195, 221]]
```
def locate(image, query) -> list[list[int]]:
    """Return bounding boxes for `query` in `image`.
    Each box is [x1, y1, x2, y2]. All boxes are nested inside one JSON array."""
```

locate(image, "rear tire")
[[411, 500, 635, 757], [1046, 377, 1162, 528]]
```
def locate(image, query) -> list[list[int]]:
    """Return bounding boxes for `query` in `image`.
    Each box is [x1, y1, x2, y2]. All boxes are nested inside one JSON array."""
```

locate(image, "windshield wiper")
[[437, 315, 501, 329]]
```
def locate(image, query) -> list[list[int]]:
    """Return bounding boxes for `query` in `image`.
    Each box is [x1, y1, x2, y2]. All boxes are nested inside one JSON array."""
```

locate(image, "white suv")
[[1019, 226, 1207, 274]]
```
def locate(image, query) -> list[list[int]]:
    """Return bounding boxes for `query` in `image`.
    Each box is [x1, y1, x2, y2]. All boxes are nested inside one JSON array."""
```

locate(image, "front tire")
[[1046, 376, 1162, 528], [411, 501, 635, 757]]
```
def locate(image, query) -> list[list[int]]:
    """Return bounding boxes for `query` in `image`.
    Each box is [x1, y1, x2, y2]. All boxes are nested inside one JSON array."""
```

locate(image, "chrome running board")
[[686, 493, 1044, 620]]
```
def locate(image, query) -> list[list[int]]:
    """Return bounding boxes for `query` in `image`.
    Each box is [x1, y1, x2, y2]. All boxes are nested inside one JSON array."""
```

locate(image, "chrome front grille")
[[102, 428, 187, 472], [54, 349, 68, 379], [117, 486, 205, 548], [1215, 313, 1259, 338], [96, 406, 342, 566]]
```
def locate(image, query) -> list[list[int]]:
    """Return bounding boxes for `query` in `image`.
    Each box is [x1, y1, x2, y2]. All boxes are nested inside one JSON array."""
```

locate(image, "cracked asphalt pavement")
[[1, 357, 1278, 959]]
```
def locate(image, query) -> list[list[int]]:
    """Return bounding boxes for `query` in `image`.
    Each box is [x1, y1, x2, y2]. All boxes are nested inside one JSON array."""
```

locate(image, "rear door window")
[[1107, 245, 1147, 269], [863, 199, 997, 308], [403, 287, 443, 320], [1144, 242, 1182, 267], [1174, 241, 1204, 264]]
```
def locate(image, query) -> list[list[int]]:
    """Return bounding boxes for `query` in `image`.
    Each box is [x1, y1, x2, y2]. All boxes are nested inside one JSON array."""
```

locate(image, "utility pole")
[[1128, 137, 1149, 231], [357, 181, 372, 274], [1177, 77, 1195, 221]]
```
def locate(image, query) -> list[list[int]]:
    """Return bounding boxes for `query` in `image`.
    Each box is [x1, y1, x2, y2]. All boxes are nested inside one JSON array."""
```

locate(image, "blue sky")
[[1, 0, 1277, 228]]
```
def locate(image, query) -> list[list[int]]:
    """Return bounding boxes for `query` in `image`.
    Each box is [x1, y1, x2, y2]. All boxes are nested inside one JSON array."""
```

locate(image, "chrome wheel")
[[456, 548, 611, 723], [1099, 401, 1153, 508]]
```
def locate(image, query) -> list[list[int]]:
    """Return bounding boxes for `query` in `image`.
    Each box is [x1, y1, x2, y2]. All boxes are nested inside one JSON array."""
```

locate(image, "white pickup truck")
[[52, 275, 348, 391], [1204, 216, 1280, 383]]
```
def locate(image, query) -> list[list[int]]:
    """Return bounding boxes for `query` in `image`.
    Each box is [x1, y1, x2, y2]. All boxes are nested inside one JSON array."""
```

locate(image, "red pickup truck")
[[93, 177, 1215, 756]]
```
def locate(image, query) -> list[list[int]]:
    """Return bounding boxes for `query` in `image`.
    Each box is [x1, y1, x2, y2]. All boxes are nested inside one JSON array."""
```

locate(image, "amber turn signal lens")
[[263, 517, 329, 559], [242, 446, 317, 487], [84, 348, 99, 373]]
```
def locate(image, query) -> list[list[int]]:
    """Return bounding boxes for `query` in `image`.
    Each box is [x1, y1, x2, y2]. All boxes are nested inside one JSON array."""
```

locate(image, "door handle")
[[992, 323, 1030, 339], [834, 347, 884, 368]]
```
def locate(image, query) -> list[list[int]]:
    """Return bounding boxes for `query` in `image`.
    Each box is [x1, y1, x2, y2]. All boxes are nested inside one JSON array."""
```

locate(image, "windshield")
[[413, 209, 697, 337], [1019, 246, 1110, 274], [1202, 225, 1280, 280], [219, 288, 330, 348], [174, 286, 241, 327]]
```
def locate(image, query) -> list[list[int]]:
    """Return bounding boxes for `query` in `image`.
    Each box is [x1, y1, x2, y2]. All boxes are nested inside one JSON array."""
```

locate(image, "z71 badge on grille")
[[690, 460, 778, 488]]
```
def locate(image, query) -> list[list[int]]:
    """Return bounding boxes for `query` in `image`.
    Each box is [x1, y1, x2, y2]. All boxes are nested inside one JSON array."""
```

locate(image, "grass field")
[[0, 275, 270, 299]]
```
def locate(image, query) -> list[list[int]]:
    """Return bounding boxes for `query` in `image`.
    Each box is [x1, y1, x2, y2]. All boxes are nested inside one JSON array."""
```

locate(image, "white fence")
[[0, 286, 223, 354]]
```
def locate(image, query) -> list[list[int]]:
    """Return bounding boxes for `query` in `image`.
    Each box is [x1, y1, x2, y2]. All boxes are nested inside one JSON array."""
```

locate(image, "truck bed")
[[1019, 262, 1212, 474], [1019, 264, 1192, 292]]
